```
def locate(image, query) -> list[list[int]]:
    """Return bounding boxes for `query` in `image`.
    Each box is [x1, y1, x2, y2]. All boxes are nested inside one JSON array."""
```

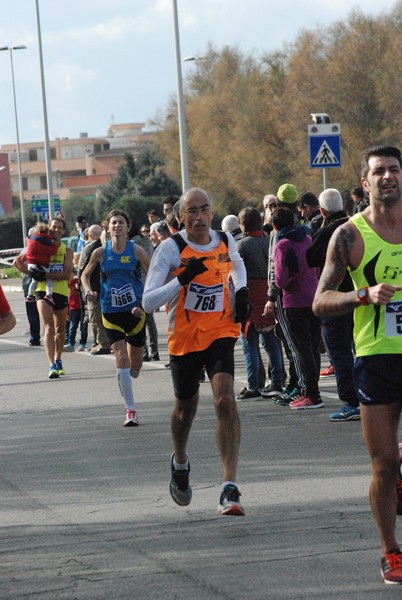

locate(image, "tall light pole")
[[0, 45, 28, 244], [35, 0, 55, 219], [172, 0, 190, 192]]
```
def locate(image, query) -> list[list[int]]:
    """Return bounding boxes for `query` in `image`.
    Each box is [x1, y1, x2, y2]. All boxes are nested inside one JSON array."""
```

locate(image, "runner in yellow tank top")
[[313, 146, 402, 585], [14, 217, 73, 380], [143, 188, 249, 516]]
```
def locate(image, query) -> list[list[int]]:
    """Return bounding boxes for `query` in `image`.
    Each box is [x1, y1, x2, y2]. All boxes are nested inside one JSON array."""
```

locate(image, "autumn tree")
[[96, 147, 180, 225], [154, 3, 402, 213]]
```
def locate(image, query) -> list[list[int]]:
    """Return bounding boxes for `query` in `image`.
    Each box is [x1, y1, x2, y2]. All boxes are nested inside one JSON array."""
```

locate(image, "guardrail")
[[0, 248, 23, 268]]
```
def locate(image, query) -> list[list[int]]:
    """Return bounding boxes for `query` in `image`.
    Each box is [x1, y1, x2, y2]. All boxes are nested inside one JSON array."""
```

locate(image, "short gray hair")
[[221, 214, 239, 233], [179, 187, 213, 212], [263, 194, 277, 209], [319, 188, 343, 213], [88, 224, 102, 239], [154, 220, 170, 236]]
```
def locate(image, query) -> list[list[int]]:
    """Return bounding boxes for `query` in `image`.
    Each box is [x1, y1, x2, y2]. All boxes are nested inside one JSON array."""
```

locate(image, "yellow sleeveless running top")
[[349, 213, 402, 356], [36, 242, 69, 297], [167, 235, 241, 355]]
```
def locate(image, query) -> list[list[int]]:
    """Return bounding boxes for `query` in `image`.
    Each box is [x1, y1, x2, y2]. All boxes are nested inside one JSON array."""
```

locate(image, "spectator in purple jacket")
[[272, 207, 323, 410]]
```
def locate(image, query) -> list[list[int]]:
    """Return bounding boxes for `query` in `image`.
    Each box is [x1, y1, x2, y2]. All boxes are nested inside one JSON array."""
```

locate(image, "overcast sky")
[[0, 0, 386, 145]]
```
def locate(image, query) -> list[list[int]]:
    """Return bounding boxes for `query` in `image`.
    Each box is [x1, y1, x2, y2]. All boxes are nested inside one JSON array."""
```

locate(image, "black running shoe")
[[274, 386, 302, 406], [218, 483, 245, 516], [169, 452, 192, 506]]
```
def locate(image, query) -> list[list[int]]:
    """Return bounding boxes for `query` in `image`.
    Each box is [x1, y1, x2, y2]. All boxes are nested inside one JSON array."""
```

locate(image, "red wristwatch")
[[357, 287, 369, 306]]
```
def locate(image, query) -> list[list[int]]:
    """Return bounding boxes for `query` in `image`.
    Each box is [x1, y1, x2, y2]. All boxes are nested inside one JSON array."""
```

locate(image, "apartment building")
[[0, 123, 155, 213]]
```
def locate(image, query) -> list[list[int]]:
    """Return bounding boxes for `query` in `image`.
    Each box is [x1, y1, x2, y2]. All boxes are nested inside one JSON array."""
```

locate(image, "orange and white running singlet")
[[167, 233, 241, 355]]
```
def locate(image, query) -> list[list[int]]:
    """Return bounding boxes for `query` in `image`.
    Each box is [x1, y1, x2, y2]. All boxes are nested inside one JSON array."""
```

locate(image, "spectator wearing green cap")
[[263, 183, 306, 406], [277, 183, 298, 204]]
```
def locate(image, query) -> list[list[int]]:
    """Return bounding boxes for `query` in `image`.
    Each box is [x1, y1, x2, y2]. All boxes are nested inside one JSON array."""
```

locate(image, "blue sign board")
[[309, 134, 341, 169]]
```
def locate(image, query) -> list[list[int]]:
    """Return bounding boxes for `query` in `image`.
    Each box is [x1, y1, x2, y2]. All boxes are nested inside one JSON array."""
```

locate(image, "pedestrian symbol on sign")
[[313, 141, 340, 166]]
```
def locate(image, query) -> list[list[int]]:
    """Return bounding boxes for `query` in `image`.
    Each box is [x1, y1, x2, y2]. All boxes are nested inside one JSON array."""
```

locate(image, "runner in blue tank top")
[[81, 209, 150, 427]]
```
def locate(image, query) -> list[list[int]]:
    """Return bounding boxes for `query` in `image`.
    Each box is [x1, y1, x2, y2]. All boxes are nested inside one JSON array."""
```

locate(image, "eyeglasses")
[[268, 203, 277, 210], [182, 205, 212, 216], [141, 229, 150, 234]]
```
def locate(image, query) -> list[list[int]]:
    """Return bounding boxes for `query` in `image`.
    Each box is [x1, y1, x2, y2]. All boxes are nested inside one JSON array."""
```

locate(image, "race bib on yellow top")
[[48, 262, 63, 274], [385, 301, 402, 337], [111, 283, 136, 308], [184, 282, 224, 313]]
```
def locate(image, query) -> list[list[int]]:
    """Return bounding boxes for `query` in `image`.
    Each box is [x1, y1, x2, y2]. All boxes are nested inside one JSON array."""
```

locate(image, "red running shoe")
[[381, 551, 402, 584], [320, 364, 334, 376], [397, 443, 402, 515]]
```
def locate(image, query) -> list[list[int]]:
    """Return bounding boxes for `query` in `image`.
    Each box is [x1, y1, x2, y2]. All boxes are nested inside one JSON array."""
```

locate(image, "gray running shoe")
[[260, 384, 282, 398], [236, 387, 261, 401], [169, 452, 192, 506]]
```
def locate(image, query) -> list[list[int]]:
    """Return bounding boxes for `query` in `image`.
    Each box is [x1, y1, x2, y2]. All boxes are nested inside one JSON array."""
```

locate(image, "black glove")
[[28, 267, 47, 282], [234, 287, 252, 323], [177, 257, 208, 286]]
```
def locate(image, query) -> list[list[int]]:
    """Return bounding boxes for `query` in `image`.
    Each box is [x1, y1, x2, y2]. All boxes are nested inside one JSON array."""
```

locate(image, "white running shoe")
[[124, 409, 139, 427]]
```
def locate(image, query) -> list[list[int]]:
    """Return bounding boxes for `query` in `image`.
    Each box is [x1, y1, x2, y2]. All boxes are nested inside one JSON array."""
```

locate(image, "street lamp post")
[[35, 0, 55, 219], [172, 0, 190, 192], [0, 45, 28, 244]]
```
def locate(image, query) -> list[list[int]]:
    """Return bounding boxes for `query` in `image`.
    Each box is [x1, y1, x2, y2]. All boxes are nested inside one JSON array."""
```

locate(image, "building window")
[[29, 149, 38, 161], [22, 177, 28, 192], [50, 148, 56, 160], [40, 175, 47, 190], [103, 143, 110, 151], [94, 144, 102, 153], [68, 170, 86, 177]]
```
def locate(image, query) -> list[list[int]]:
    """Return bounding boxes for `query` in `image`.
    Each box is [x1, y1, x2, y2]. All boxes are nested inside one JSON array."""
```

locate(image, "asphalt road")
[[1, 284, 401, 599]]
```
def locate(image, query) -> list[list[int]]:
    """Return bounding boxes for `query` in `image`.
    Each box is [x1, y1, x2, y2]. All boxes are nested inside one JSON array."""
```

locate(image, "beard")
[[376, 184, 401, 205]]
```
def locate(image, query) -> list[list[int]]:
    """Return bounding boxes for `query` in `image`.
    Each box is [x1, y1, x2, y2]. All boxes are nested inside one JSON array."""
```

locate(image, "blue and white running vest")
[[100, 240, 143, 313]]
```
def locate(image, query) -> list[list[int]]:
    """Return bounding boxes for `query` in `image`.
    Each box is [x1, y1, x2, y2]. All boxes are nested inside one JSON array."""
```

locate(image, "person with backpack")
[[143, 187, 250, 516]]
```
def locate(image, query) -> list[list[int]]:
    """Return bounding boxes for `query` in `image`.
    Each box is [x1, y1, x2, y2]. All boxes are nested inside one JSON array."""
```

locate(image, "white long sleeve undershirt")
[[142, 229, 247, 314]]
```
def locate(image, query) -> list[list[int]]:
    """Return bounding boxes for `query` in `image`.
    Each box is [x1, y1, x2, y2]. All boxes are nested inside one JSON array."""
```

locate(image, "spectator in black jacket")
[[349, 186, 369, 215], [298, 191, 322, 233], [307, 188, 360, 422]]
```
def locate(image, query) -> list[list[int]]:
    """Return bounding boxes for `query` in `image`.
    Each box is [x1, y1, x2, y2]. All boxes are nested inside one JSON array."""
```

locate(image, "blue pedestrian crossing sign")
[[308, 123, 341, 169]]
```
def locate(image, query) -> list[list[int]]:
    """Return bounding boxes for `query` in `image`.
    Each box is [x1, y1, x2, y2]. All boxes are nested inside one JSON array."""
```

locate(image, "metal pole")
[[172, 0, 190, 192], [8, 49, 27, 244], [323, 168, 329, 190], [35, 0, 55, 219]]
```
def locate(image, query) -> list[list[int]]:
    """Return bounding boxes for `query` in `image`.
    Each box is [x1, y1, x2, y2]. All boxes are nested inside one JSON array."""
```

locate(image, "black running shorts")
[[36, 291, 68, 311], [102, 310, 146, 347], [354, 354, 402, 405], [170, 337, 236, 400]]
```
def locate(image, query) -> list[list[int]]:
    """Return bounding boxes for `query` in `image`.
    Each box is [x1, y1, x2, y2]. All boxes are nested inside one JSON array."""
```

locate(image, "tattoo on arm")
[[314, 225, 359, 316], [322, 227, 355, 290]]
